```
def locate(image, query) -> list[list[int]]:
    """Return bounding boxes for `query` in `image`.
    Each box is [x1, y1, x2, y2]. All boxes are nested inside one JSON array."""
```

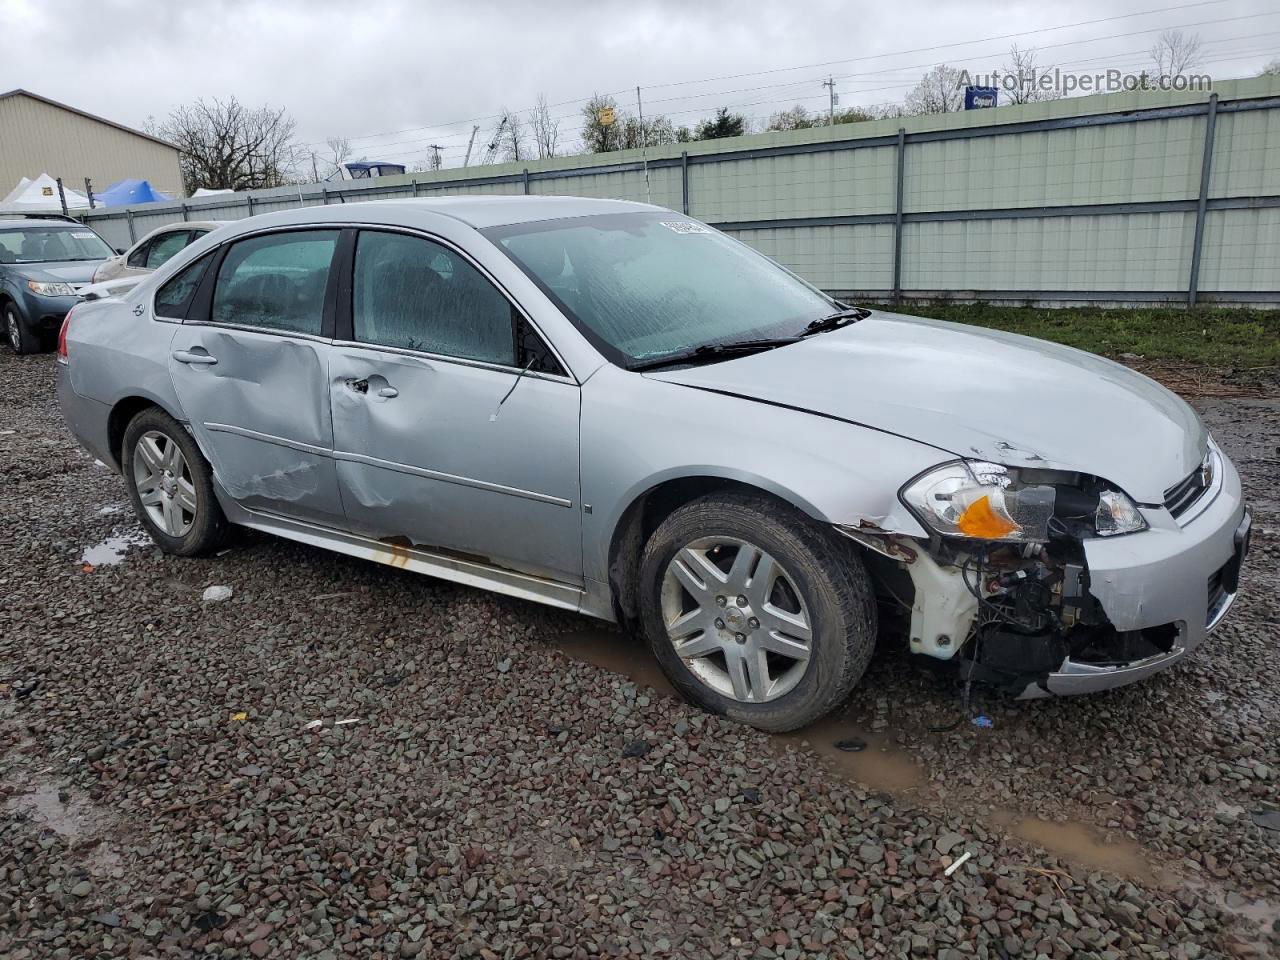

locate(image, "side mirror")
[[115, 247, 126, 255]]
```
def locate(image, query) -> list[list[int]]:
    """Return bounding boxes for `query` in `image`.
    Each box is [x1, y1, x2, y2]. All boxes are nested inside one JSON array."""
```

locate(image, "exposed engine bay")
[[839, 465, 1198, 698]]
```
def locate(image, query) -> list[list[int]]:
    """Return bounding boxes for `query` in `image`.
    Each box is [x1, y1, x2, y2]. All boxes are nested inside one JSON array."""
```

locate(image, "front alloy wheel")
[[5, 304, 35, 355], [639, 492, 877, 732], [661, 537, 812, 703]]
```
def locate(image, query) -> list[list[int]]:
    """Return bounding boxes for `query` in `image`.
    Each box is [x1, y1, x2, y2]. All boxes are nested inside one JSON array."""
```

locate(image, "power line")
[[299, 0, 1235, 150]]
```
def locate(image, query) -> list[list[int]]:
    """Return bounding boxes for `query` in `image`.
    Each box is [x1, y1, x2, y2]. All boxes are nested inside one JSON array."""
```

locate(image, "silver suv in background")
[[54, 197, 1250, 731]]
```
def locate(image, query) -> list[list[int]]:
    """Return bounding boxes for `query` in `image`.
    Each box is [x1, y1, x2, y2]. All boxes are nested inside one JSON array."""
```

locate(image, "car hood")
[[9, 260, 103, 284], [645, 311, 1205, 504]]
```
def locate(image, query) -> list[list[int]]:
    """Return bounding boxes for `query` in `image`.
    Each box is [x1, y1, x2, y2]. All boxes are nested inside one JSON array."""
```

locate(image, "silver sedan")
[[55, 197, 1250, 731]]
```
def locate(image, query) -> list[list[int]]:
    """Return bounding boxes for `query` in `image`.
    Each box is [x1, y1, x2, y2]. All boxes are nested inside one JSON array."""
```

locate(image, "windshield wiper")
[[801, 307, 871, 336], [629, 337, 800, 371]]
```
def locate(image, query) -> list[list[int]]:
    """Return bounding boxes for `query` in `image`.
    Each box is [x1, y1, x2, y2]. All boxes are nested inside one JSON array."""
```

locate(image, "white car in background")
[[91, 221, 224, 291]]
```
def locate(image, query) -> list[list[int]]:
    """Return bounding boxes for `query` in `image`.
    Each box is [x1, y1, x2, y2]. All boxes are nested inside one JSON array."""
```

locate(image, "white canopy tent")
[[0, 173, 90, 213]]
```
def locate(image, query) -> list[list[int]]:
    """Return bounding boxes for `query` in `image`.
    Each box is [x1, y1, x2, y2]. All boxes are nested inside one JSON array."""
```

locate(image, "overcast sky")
[[1, 0, 1275, 169]]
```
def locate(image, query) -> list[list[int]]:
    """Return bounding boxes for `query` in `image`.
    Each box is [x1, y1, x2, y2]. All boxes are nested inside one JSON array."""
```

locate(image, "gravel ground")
[[2, 351, 1278, 960]]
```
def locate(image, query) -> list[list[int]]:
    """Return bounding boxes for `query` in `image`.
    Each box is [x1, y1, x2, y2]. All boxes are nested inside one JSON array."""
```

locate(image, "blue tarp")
[[95, 179, 172, 207]]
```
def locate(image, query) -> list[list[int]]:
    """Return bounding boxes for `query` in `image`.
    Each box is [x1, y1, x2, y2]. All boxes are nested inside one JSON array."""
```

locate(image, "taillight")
[[56, 307, 75, 362]]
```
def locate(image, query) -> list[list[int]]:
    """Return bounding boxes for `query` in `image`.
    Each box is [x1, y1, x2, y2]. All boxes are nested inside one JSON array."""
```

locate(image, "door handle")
[[172, 349, 217, 365], [376, 386, 399, 399]]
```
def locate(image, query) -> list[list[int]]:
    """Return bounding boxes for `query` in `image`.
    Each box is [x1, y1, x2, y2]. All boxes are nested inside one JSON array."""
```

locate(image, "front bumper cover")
[[1019, 455, 1249, 699]]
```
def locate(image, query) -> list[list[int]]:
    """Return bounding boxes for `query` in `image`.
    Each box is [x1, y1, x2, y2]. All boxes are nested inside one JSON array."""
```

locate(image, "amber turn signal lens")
[[956, 494, 1020, 539]]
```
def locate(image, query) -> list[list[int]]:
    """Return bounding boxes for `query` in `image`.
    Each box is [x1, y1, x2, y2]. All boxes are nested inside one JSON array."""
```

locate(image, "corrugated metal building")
[[0, 89, 184, 201]]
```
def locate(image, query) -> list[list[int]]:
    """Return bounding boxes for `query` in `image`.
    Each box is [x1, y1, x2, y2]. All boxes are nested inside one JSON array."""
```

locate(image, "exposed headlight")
[[1095, 489, 1147, 536], [901, 461, 1055, 542], [902, 460, 1148, 542], [28, 280, 76, 297]]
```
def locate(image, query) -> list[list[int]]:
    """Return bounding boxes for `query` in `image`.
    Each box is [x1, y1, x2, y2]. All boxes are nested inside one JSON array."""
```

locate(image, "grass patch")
[[888, 304, 1280, 368]]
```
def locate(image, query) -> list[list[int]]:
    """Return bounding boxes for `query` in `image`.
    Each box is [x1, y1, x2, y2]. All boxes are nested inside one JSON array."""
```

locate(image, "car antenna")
[[490, 356, 536, 421]]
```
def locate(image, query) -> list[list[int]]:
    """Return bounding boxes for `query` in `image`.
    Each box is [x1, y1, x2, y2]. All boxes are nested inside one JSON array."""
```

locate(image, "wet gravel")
[[2, 351, 1278, 959]]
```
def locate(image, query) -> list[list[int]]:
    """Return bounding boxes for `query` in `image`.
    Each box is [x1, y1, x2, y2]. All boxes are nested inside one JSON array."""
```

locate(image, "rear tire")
[[5, 303, 38, 355], [638, 492, 877, 732], [122, 407, 229, 556]]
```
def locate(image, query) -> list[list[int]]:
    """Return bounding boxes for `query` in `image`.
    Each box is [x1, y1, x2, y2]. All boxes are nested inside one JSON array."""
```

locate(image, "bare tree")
[[1261, 59, 1280, 77], [529, 94, 560, 160], [153, 96, 299, 194], [1000, 45, 1061, 105], [494, 107, 527, 163], [1149, 30, 1203, 79], [904, 64, 965, 115]]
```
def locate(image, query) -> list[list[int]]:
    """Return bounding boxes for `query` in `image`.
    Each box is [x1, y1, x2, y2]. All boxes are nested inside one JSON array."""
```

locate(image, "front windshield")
[[485, 212, 835, 366], [0, 227, 114, 264]]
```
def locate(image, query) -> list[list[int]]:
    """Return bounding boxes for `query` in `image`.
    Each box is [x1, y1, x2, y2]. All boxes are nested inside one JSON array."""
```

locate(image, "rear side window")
[[155, 252, 213, 319], [352, 230, 514, 364], [146, 230, 192, 269], [211, 230, 338, 335]]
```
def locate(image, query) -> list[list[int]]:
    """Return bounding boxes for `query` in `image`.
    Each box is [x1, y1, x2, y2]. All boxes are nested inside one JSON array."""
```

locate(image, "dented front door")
[[328, 348, 583, 584]]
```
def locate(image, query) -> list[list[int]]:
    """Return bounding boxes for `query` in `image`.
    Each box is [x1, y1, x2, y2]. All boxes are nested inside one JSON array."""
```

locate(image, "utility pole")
[[636, 86, 651, 204], [463, 125, 480, 168], [427, 145, 443, 171], [83, 178, 95, 209], [823, 76, 837, 125]]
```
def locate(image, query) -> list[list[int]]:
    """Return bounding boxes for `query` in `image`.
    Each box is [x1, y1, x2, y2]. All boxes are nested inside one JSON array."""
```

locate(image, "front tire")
[[5, 303, 38, 355], [122, 407, 228, 556], [638, 492, 877, 732]]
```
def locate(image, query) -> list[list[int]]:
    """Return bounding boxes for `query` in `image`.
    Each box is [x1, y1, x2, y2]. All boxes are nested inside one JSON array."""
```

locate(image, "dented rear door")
[[168, 228, 348, 528]]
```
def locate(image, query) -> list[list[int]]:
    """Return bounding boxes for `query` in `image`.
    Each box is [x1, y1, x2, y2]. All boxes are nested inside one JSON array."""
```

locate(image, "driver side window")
[[352, 230, 515, 365]]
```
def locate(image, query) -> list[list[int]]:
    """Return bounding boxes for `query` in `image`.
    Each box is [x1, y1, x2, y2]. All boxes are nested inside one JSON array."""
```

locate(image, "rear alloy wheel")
[[5, 304, 36, 355], [122, 407, 228, 556], [639, 492, 877, 732]]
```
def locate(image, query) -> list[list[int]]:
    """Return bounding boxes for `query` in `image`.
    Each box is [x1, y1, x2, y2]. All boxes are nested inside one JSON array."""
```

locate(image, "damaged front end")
[[839, 453, 1249, 699]]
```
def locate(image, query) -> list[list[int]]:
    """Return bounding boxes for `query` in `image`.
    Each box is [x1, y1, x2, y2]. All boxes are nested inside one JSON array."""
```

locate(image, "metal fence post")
[[1188, 93, 1219, 308], [523, 168, 530, 195], [246, 194, 256, 217], [125, 209, 136, 243], [892, 128, 907, 305], [180, 202, 189, 222], [412, 179, 422, 197], [681, 151, 690, 214], [321, 186, 329, 206]]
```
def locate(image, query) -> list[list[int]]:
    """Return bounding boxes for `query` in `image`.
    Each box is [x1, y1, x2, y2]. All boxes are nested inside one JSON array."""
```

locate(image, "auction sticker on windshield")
[[72, 232, 98, 239], [659, 221, 712, 234]]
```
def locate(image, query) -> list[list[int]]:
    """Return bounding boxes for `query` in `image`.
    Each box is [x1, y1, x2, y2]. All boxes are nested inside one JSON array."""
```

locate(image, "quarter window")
[[352, 230, 515, 365], [155, 252, 213, 320], [211, 230, 338, 335]]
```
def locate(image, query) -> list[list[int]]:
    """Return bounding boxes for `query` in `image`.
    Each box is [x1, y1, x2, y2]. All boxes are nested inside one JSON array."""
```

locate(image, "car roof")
[[360, 196, 656, 228], [0, 217, 86, 229], [211, 195, 663, 236]]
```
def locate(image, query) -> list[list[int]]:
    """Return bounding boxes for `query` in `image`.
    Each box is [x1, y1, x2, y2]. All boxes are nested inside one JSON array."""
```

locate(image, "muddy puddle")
[[554, 628, 677, 698], [5, 782, 100, 843], [992, 810, 1159, 882], [554, 626, 1169, 881], [553, 627, 923, 794], [80, 528, 149, 566]]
